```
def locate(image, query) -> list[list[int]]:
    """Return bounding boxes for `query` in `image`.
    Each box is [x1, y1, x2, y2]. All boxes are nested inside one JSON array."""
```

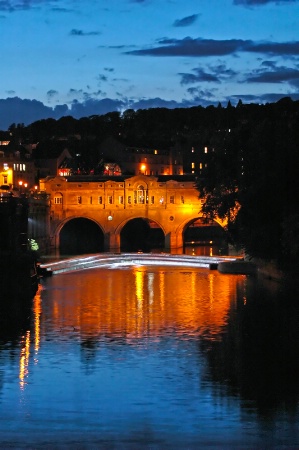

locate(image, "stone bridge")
[[40, 175, 225, 253]]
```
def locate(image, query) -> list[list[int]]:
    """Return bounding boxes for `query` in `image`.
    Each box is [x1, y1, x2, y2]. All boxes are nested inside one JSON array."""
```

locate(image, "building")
[[98, 137, 183, 176], [0, 145, 36, 191]]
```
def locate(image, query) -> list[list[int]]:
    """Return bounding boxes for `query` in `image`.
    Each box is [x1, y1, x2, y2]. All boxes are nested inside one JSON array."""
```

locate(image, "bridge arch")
[[116, 216, 166, 252], [55, 216, 105, 256], [179, 216, 228, 254]]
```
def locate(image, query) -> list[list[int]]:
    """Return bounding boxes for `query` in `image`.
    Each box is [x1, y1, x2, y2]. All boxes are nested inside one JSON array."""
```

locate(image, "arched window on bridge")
[[134, 185, 147, 204]]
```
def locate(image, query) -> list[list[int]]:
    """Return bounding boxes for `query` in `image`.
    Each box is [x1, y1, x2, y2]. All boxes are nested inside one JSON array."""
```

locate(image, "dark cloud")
[[0, 0, 47, 12], [70, 29, 101, 36], [247, 41, 299, 55], [180, 68, 220, 84], [234, 0, 298, 5], [173, 14, 199, 27], [47, 89, 58, 99], [246, 64, 299, 87], [125, 36, 299, 58], [97, 74, 108, 82], [179, 63, 238, 85], [126, 37, 247, 57]]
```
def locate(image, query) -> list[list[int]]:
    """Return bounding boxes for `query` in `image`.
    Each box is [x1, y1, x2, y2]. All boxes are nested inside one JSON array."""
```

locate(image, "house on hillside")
[[34, 147, 73, 178]]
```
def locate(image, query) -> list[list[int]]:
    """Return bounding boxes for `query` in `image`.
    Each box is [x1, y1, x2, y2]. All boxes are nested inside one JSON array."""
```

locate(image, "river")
[[0, 254, 298, 449]]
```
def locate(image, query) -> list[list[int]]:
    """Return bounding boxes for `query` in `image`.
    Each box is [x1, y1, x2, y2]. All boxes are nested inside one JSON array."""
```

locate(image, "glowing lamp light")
[[141, 164, 146, 171]]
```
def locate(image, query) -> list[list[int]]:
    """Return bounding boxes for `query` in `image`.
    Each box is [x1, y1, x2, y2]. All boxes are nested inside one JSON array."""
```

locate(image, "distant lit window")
[[154, 150, 158, 155], [205, 163, 208, 168], [150, 196, 155, 204], [191, 162, 195, 169], [128, 195, 132, 204], [77, 196, 82, 204], [169, 195, 175, 204], [191, 147, 195, 153], [199, 163, 203, 169], [98, 196, 103, 204], [204, 147, 208, 153], [108, 195, 113, 204]]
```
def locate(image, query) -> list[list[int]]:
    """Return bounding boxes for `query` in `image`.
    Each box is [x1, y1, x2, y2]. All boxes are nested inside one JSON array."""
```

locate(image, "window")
[[181, 196, 184, 204], [89, 197, 93, 204], [119, 195, 124, 204], [199, 163, 203, 169], [169, 195, 175, 204], [135, 185, 145, 204], [191, 162, 195, 169], [204, 147, 208, 154], [150, 196, 155, 204], [191, 147, 195, 153], [54, 196, 62, 204], [128, 195, 132, 204], [77, 196, 82, 204], [108, 195, 113, 204], [98, 196, 103, 204]]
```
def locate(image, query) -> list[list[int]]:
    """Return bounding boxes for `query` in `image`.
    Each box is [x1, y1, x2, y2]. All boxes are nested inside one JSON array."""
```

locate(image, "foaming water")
[[0, 264, 298, 449]]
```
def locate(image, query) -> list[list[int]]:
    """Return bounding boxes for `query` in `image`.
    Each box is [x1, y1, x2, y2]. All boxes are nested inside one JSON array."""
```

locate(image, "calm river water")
[[0, 257, 299, 449]]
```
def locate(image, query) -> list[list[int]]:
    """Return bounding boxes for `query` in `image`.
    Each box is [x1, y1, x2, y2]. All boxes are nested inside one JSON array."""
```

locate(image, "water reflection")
[[0, 265, 299, 448]]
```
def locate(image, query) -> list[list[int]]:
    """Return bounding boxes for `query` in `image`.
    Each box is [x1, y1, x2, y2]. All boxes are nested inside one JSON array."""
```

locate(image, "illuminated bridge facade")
[[40, 174, 223, 253]]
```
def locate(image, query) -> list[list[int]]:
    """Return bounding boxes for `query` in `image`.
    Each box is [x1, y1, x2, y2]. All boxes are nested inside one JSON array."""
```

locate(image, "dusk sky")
[[1, 0, 299, 129]]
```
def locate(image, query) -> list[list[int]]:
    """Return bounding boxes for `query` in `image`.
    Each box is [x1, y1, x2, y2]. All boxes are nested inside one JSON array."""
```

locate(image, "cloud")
[[173, 14, 199, 27], [70, 29, 101, 36], [179, 63, 238, 85], [0, 0, 46, 12], [47, 89, 58, 99], [246, 63, 299, 87], [126, 37, 247, 57], [180, 68, 220, 84], [234, 0, 298, 5], [125, 36, 299, 58]]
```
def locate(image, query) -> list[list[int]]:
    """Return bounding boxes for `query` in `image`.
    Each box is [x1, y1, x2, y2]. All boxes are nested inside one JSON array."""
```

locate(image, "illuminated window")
[[77, 196, 82, 204], [191, 147, 195, 153], [54, 196, 62, 204], [128, 195, 132, 204], [154, 149, 158, 155], [135, 185, 145, 204], [150, 196, 154, 204], [199, 163, 203, 169], [98, 196, 103, 204], [108, 195, 113, 204], [169, 195, 175, 204], [204, 147, 208, 153], [191, 162, 195, 169]]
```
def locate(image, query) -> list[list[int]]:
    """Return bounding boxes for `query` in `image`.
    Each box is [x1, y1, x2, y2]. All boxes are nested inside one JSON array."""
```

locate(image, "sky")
[[0, 0, 299, 130]]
